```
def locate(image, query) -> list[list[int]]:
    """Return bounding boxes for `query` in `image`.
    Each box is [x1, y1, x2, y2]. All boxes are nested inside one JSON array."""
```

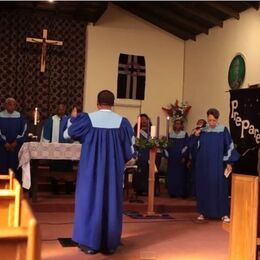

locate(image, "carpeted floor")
[[27, 191, 231, 260]]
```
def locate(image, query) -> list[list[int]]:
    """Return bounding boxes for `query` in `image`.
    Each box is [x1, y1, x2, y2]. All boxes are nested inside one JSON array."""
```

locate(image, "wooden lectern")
[[224, 174, 259, 260]]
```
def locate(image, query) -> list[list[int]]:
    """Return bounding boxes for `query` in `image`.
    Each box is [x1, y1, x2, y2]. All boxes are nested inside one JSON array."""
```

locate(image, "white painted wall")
[[84, 4, 184, 132], [184, 8, 260, 132]]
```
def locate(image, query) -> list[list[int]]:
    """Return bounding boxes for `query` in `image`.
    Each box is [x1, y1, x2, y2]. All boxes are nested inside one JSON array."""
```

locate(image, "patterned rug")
[[124, 210, 174, 219]]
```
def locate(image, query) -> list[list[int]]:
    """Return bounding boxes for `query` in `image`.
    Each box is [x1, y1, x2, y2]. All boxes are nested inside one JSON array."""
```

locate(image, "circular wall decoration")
[[228, 54, 246, 90]]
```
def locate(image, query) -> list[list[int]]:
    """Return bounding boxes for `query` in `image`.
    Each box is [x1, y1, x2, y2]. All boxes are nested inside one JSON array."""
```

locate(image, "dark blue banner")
[[229, 87, 260, 174]]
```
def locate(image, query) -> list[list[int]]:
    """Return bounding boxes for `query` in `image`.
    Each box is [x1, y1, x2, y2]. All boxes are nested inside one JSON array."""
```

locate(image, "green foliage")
[[135, 136, 168, 150]]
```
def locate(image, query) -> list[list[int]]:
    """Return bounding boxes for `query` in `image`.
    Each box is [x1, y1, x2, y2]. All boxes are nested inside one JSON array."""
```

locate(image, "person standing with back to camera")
[[63, 90, 134, 255], [192, 108, 240, 223]]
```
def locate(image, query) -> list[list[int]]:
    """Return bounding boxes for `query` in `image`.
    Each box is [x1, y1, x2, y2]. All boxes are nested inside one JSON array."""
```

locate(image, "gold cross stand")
[[26, 29, 63, 73], [147, 147, 157, 215]]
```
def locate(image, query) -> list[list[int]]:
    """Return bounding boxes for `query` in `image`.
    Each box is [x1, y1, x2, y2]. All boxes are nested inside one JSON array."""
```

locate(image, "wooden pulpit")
[[224, 174, 259, 260]]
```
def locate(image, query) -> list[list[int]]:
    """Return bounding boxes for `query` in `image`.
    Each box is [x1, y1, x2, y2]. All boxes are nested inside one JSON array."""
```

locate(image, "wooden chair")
[[0, 198, 41, 260], [0, 178, 22, 227], [223, 174, 259, 260], [0, 169, 15, 189]]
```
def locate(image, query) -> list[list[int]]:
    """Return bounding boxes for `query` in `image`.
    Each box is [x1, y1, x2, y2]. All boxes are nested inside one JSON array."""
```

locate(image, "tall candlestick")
[[151, 125, 156, 138], [137, 116, 141, 139], [147, 120, 150, 138], [34, 107, 38, 126], [156, 116, 160, 138], [166, 116, 170, 139]]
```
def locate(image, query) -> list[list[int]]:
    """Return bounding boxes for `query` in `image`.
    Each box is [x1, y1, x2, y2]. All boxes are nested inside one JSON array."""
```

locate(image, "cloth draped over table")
[[18, 142, 82, 189]]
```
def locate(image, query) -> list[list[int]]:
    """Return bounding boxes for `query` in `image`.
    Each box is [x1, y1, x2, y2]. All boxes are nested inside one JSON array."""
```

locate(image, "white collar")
[[99, 109, 112, 112]]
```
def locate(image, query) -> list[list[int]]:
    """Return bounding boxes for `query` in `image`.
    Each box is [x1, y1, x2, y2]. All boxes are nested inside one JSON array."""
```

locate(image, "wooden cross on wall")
[[26, 29, 63, 73]]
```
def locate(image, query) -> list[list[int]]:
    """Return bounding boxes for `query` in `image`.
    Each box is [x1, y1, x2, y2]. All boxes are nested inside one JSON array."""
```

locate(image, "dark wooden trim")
[[171, 2, 223, 28], [145, 3, 209, 35], [206, 2, 240, 20], [244, 1, 260, 10], [116, 3, 196, 41]]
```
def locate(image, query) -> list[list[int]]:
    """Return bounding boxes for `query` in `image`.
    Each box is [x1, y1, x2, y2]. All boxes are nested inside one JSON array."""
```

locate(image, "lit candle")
[[137, 116, 141, 139], [156, 116, 160, 138], [166, 116, 170, 139], [151, 125, 156, 138], [34, 107, 38, 125]]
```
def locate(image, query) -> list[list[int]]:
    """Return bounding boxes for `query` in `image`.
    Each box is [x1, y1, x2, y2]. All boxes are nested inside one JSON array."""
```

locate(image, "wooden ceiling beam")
[[244, 1, 259, 10], [171, 2, 223, 28], [91, 3, 108, 23], [73, 2, 108, 23], [116, 3, 196, 41], [206, 2, 240, 20], [0, 1, 107, 23], [143, 3, 209, 35]]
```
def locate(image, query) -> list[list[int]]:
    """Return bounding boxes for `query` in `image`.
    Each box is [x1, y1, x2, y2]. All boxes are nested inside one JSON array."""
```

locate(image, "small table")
[[18, 142, 82, 201]]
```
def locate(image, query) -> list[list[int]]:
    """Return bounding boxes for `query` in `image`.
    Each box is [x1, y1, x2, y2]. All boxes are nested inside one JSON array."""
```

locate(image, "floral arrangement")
[[135, 136, 168, 150], [162, 100, 191, 121]]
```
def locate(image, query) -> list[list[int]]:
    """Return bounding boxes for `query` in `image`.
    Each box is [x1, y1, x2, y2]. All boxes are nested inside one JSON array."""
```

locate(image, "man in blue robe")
[[41, 103, 73, 193], [41, 103, 70, 145], [166, 119, 189, 198], [133, 113, 151, 195], [0, 98, 27, 180], [192, 108, 240, 222], [64, 90, 134, 254]]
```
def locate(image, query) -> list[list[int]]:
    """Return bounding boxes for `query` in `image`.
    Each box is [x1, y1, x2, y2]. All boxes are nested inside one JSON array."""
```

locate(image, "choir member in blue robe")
[[188, 119, 207, 197], [41, 103, 72, 170], [41, 103, 73, 193], [63, 90, 134, 255], [192, 108, 240, 222], [166, 119, 189, 198], [133, 114, 152, 195], [41, 103, 70, 144], [0, 98, 27, 179]]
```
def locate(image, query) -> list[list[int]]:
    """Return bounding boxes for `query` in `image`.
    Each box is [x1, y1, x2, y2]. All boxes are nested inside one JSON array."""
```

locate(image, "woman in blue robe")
[[63, 90, 134, 254], [167, 119, 189, 198], [192, 108, 240, 222]]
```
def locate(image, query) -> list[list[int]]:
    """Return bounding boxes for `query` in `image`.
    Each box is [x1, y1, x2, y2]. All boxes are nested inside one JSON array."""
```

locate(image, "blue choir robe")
[[41, 114, 72, 171], [188, 133, 200, 197], [0, 110, 27, 173], [193, 125, 240, 218], [41, 114, 70, 143], [167, 130, 189, 197], [63, 110, 134, 251], [134, 129, 150, 193]]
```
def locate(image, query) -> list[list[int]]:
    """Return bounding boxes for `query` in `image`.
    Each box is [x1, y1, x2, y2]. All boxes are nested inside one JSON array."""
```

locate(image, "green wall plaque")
[[228, 54, 246, 90]]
